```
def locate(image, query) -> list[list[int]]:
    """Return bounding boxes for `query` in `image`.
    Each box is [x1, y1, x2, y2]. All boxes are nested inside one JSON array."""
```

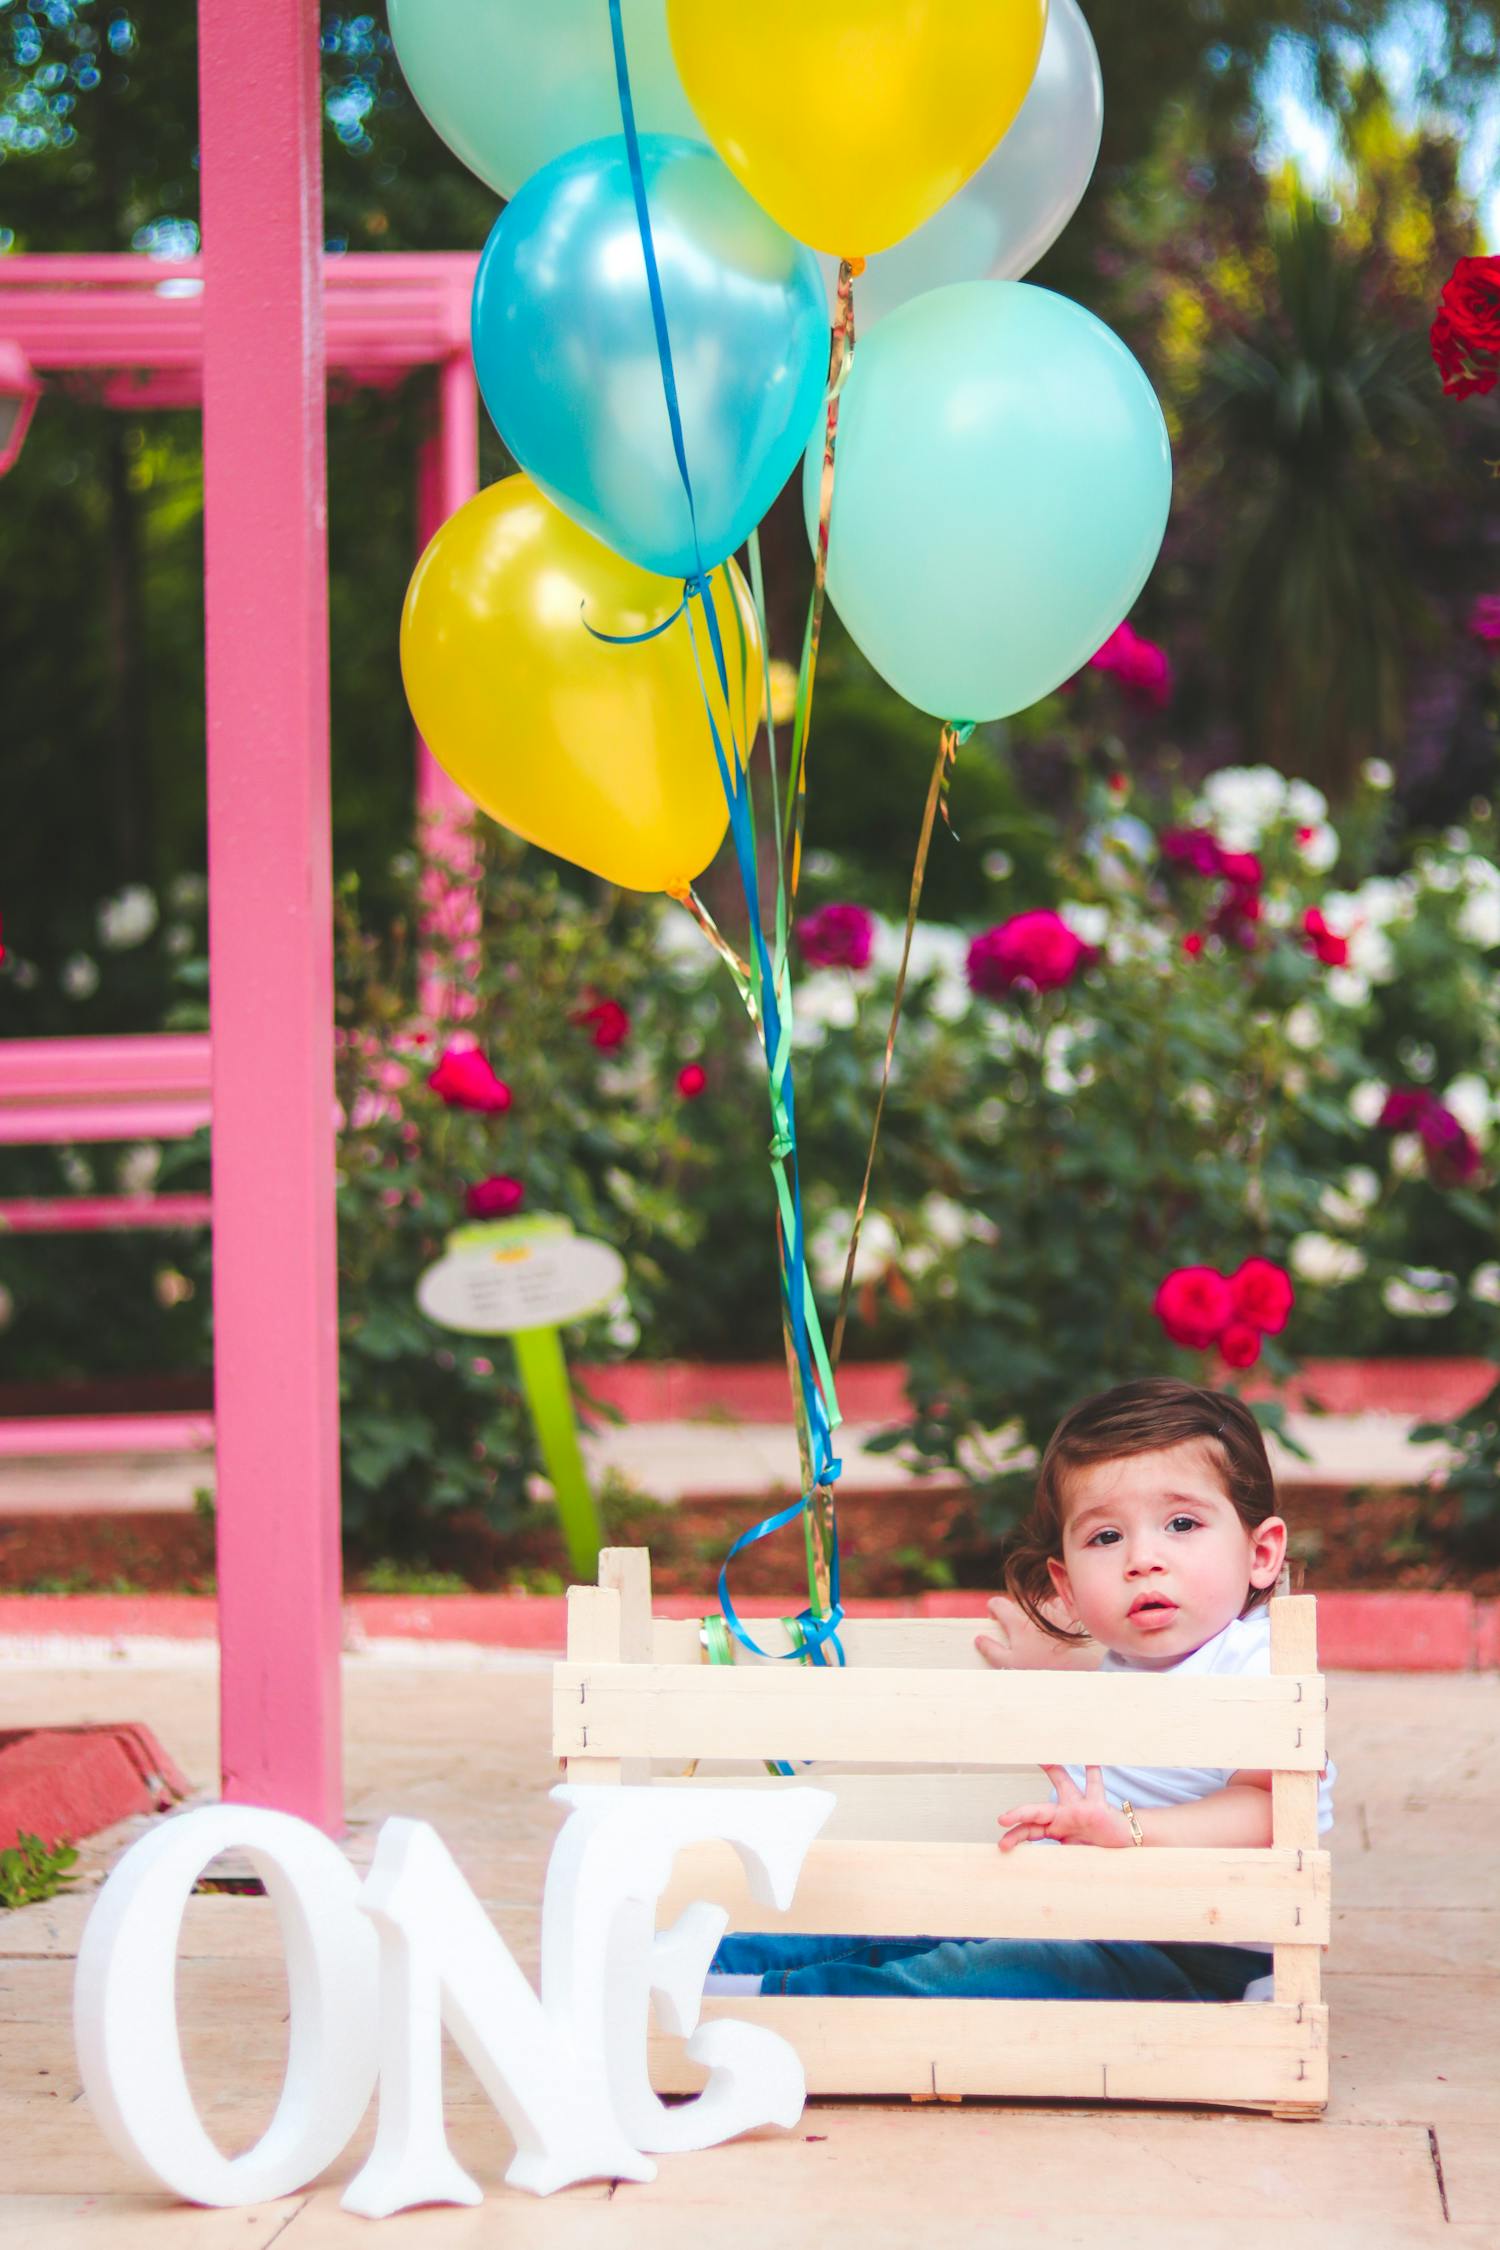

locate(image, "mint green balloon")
[[804, 282, 1173, 722], [388, 0, 700, 200]]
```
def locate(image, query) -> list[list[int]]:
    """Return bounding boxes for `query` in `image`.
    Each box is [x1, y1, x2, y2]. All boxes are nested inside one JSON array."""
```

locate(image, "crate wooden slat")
[[659, 1839, 1329, 1945], [555, 1660, 1325, 1772], [652, 1996, 1329, 2106], [555, 1557, 1329, 2117]]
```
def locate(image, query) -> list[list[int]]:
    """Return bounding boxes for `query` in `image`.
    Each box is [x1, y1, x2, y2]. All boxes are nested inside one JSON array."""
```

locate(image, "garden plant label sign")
[[74, 1784, 833, 2218], [415, 1215, 626, 1575]]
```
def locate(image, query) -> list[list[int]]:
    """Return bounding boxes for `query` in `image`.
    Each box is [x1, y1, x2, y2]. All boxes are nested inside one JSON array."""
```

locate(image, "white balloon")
[[817, 0, 1103, 326]]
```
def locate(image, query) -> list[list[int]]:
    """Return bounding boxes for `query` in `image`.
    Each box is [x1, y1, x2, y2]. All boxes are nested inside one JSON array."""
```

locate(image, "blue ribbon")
[[606, 0, 843, 1663]]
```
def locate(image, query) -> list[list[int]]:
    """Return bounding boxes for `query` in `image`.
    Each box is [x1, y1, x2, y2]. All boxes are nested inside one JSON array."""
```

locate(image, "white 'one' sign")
[[73, 1784, 833, 2218], [416, 1221, 626, 1337]]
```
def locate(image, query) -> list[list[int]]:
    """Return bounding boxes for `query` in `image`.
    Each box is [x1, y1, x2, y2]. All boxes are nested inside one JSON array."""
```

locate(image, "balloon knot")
[[847, 256, 866, 277], [768, 1131, 795, 1162]]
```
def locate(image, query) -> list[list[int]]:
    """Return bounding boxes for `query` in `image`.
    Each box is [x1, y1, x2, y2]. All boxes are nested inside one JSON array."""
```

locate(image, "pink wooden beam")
[[0, 1195, 213, 1232], [0, 1102, 212, 1146], [0, 1414, 214, 1459], [198, 0, 343, 1832], [0, 1034, 211, 1095]]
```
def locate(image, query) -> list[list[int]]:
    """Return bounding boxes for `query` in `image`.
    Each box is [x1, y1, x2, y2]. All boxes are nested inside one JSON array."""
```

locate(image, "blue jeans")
[[710, 1931, 1273, 2001]]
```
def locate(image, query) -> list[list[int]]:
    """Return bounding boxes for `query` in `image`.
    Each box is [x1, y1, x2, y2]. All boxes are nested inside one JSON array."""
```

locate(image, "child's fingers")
[[997, 1820, 1052, 1853], [1040, 1762, 1081, 1800], [998, 1802, 1055, 1835]]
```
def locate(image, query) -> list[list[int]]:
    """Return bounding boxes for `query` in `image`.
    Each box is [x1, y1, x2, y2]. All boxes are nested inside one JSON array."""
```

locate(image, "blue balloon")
[[474, 135, 829, 579], [803, 281, 1172, 722]]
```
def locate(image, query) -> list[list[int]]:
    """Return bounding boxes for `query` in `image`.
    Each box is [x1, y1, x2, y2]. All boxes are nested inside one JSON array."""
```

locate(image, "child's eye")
[[1086, 1528, 1122, 1546], [1167, 1515, 1201, 1533]]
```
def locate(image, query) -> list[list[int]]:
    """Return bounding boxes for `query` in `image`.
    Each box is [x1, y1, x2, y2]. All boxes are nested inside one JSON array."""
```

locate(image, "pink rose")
[[1153, 1266, 1234, 1350], [1419, 1104, 1481, 1184], [465, 1174, 525, 1219], [1089, 620, 1173, 709], [1377, 1086, 1435, 1132], [797, 902, 874, 970], [1227, 1257, 1294, 1336], [1160, 827, 1225, 878], [966, 910, 1094, 997], [1466, 593, 1500, 644], [427, 1045, 512, 1114], [571, 997, 631, 1050]]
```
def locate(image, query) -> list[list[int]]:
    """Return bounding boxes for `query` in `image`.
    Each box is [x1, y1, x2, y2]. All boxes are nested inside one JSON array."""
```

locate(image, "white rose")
[[1060, 902, 1109, 948], [1442, 1074, 1492, 1143], [1317, 1167, 1380, 1229], [61, 953, 100, 999], [97, 884, 159, 950], [1382, 1268, 1458, 1318], [1197, 765, 1287, 851], [1360, 758, 1394, 790], [1390, 1133, 1427, 1180], [1284, 1002, 1322, 1051], [1294, 823, 1340, 873], [1286, 781, 1329, 826], [1457, 888, 1500, 950], [1289, 1233, 1367, 1285], [1469, 1262, 1500, 1306], [116, 1143, 162, 1195], [809, 1208, 897, 1293], [1349, 1080, 1389, 1128], [1325, 967, 1371, 1009]]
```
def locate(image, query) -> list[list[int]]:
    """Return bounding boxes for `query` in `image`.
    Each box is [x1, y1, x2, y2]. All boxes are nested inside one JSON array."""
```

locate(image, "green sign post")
[[416, 1214, 625, 1579]]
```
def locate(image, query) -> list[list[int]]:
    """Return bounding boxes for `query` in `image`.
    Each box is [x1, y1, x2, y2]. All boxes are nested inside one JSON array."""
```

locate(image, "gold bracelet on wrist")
[[1120, 1798, 1145, 1847]]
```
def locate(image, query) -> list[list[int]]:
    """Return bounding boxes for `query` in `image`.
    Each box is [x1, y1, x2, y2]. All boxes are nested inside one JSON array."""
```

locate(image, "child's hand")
[[975, 1594, 1095, 1671], [998, 1765, 1133, 1851]]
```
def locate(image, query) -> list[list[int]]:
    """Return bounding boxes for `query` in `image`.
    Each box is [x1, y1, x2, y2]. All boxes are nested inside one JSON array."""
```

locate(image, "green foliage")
[[0, 1831, 79, 1911]]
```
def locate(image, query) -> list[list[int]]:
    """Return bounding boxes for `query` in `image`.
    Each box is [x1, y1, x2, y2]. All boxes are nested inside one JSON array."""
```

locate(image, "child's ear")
[[1248, 1515, 1288, 1590], [1046, 1555, 1076, 1611]]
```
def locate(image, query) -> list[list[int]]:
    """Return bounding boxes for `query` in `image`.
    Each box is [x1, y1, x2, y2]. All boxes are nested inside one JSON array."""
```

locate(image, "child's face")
[[1046, 1440, 1287, 1668]]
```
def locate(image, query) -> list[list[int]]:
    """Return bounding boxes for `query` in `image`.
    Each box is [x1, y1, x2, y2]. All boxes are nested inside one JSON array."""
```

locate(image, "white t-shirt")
[[1056, 1607, 1334, 1987]]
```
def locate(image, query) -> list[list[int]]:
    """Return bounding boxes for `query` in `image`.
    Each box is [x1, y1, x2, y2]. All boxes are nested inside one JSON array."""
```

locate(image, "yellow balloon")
[[666, 0, 1048, 258], [400, 476, 762, 894]]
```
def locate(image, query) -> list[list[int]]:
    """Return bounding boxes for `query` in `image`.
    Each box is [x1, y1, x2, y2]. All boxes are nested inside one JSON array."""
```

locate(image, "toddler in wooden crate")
[[708, 1377, 1333, 2002]]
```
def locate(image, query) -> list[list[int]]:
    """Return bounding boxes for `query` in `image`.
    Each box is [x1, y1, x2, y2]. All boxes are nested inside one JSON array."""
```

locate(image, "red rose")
[[1228, 1256, 1294, 1336], [465, 1174, 525, 1219], [797, 902, 874, 970], [1088, 620, 1173, 709], [572, 997, 631, 1049], [1218, 1322, 1263, 1369], [1302, 907, 1350, 968], [676, 1062, 708, 1099], [1211, 884, 1261, 951], [1431, 258, 1500, 398], [1153, 1266, 1234, 1350], [1215, 851, 1263, 890], [427, 1045, 512, 1114], [966, 910, 1095, 997], [1181, 931, 1204, 959]]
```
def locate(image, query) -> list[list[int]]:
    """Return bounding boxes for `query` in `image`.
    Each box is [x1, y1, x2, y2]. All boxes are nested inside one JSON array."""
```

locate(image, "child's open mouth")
[[1127, 1596, 1178, 1624]]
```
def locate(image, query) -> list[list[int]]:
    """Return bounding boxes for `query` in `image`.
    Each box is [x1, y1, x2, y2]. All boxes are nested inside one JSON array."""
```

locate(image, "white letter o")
[[74, 1805, 380, 2206]]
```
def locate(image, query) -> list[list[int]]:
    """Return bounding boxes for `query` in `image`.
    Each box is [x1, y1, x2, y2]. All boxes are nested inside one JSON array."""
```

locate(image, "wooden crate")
[[553, 1551, 1328, 2118]]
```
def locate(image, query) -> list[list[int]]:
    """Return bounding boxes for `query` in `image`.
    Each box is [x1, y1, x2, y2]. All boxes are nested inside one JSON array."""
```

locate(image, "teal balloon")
[[387, 0, 699, 200], [804, 282, 1173, 722], [475, 136, 829, 580]]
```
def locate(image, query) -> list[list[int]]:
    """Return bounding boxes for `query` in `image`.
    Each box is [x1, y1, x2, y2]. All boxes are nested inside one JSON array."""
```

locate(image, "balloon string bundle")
[[608, 0, 844, 1669]]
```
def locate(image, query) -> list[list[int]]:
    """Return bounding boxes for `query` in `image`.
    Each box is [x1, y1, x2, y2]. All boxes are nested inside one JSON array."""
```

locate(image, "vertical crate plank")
[[1269, 1592, 1323, 2105], [564, 1582, 623, 1784], [599, 1548, 653, 1784]]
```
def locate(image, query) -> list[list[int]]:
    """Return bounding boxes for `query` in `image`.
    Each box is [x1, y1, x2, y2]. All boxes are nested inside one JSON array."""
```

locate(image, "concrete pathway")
[[0, 1410, 1459, 1515], [1, 1648, 1495, 2247]]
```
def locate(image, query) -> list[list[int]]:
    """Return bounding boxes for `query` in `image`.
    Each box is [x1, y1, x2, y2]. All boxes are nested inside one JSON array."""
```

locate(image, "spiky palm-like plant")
[[1197, 192, 1441, 798]]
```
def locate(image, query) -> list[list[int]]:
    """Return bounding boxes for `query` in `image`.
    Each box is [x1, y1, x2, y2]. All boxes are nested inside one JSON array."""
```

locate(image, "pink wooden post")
[[197, 0, 343, 1829], [415, 345, 481, 1022]]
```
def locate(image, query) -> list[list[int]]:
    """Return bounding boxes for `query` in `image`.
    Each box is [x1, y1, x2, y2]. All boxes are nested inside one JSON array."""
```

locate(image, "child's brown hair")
[[1003, 1378, 1279, 1644]]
